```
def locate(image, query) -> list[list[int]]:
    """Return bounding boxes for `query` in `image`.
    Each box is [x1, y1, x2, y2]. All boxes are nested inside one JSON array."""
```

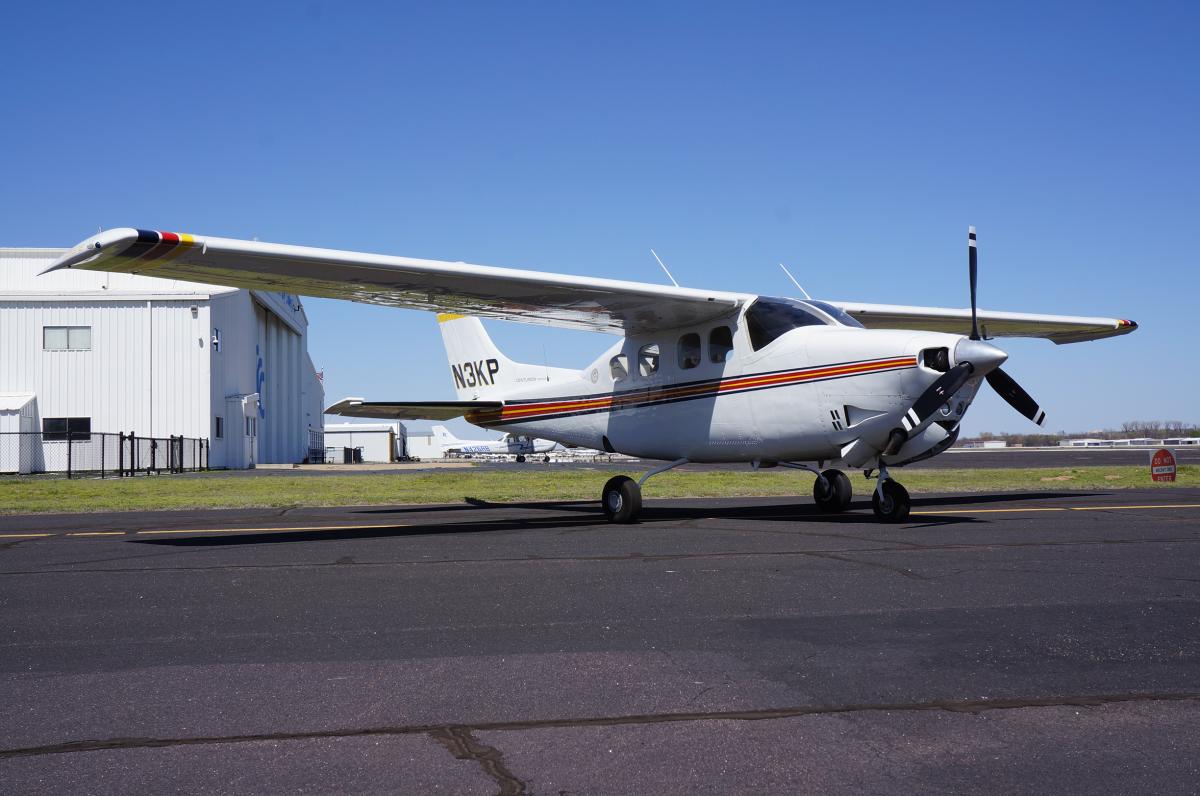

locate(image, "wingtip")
[[324, 397, 365, 414], [42, 228, 142, 275]]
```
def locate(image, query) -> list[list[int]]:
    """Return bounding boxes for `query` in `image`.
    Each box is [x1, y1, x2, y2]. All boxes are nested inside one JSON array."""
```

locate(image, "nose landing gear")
[[869, 462, 911, 522]]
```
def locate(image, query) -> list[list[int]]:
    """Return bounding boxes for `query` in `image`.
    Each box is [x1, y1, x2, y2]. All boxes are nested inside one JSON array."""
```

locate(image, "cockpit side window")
[[744, 297, 829, 351]]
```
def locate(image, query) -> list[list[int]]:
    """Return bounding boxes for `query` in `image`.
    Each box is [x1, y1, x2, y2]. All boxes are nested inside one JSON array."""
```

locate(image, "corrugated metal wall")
[[0, 297, 210, 437], [1, 249, 324, 468]]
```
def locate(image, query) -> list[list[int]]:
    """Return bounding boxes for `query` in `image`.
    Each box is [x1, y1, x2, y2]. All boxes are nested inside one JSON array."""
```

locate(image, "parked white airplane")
[[431, 425, 557, 462], [48, 227, 1137, 523]]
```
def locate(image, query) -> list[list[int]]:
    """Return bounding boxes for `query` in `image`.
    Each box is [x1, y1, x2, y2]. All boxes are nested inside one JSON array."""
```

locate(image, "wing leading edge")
[[47, 228, 748, 335], [827, 301, 1137, 344]]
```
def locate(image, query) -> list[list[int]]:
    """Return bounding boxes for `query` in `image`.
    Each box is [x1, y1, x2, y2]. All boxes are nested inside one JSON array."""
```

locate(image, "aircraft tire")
[[872, 480, 911, 523], [516, 454, 526, 463], [602, 475, 641, 523], [813, 469, 852, 512], [543, 455, 551, 463]]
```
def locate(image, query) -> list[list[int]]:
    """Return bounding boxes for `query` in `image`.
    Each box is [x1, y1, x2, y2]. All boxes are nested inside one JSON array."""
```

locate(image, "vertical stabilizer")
[[436, 313, 574, 400]]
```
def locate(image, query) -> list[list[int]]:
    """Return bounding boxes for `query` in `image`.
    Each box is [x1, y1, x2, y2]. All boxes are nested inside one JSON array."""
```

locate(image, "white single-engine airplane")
[[48, 227, 1137, 523], [430, 425, 557, 462]]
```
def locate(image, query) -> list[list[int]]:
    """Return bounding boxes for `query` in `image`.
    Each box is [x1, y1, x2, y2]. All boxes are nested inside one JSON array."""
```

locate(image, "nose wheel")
[[871, 479, 911, 523]]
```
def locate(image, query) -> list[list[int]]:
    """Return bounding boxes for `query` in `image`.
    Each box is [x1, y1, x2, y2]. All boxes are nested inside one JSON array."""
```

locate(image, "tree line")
[[966, 421, 1199, 447]]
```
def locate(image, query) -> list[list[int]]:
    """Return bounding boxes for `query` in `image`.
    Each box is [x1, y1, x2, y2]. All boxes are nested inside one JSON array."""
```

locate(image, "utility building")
[[323, 422, 407, 463], [0, 248, 324, 469]]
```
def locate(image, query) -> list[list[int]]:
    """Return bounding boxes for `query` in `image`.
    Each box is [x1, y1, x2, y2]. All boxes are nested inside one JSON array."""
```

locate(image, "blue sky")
[[2, 1, 1196, 437]]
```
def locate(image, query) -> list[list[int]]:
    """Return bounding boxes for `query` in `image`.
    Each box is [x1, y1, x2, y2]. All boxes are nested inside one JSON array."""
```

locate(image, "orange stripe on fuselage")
[[495, 356, 916, 422]]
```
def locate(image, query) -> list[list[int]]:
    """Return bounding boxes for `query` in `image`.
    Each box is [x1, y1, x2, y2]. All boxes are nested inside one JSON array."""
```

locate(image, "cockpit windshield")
[[744, 297, 863, 351], [803, 300, 865, 329]]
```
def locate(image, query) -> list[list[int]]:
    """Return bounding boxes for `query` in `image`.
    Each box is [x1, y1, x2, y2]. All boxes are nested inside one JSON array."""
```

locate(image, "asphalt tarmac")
[[2, 488, 1198, 794]]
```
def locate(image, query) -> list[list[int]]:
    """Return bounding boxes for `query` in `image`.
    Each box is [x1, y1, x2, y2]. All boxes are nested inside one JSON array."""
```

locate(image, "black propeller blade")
[[986, 367, 1046, 426], [883, 362, 974, 455], [904, 363, 974, 433], [968, 225, 980, 340]]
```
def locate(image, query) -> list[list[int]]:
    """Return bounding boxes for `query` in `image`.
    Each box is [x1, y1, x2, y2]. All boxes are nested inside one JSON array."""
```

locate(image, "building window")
[[215, 416, 224, 439], [43, 326, 91, 351], [677, 333, 701, 370], [709, 326, 733, 363], [638, 343, 660, 377], [43, 417, 91, 441]]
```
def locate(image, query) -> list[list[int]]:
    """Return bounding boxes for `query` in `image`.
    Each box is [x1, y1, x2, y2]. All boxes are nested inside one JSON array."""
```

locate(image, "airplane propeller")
[[882, 227, 1046, 457]]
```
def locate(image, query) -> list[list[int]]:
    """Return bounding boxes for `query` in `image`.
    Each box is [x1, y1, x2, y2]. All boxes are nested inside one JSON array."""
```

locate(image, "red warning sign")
[[1150, 448, 1177, 482]]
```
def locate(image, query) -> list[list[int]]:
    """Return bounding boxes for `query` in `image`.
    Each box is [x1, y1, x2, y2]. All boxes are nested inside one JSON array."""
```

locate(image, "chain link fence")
[[0, 431, 208, 479]]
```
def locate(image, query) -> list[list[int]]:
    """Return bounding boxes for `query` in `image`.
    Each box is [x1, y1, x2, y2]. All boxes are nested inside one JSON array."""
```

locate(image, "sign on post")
[[1150, 448, 1177, 482]]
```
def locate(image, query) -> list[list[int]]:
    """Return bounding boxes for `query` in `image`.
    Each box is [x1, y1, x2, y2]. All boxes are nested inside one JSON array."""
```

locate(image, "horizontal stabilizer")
[[325, 397, 503, 421]]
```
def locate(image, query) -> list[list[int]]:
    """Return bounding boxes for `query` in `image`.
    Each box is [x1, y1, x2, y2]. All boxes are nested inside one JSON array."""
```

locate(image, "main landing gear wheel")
[[812, 469, 852, 513], [602, 475, 642, 524], [516, 454, 526, 463], [872, 480, 911, 523]]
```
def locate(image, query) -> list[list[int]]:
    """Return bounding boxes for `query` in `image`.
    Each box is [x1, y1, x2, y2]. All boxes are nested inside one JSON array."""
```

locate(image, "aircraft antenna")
[[779, 263, 812, 299], [650, 249, 680, 287]]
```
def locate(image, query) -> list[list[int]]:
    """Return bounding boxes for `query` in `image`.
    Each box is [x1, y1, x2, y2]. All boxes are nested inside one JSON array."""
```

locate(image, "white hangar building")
[[0, 248, 324, 469]]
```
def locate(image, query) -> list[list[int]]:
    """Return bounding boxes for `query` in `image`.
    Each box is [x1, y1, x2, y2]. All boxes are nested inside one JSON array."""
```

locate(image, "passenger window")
[[709, 326, 733, 363], [677, 333, 701, 370], [638, 343, 660, 377], [610, 354, 629, 380]]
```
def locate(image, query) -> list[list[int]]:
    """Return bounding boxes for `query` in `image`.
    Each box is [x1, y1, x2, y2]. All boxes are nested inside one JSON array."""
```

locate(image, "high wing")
[[325, 398, 502, 422], [826, 301, 1137, 344], [46, 228, 748, 334]]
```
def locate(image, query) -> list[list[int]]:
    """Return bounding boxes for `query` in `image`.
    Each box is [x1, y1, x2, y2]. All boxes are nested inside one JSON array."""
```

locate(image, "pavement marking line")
[[135, 523, 408, 536], [918, 508, 1069, 515], [1069, 504, 1200, 511], [0, 533, 53, 538], [66, 532, 125, 537], [920, 504, 1200, 516]]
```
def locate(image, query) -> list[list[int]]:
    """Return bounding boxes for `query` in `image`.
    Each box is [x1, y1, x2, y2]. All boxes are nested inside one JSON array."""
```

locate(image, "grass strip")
[[0, 465, 1193, 515]]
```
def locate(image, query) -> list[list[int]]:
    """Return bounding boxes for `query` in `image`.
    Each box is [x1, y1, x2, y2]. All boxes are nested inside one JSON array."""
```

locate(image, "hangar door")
[[253, 302, 305, 464]]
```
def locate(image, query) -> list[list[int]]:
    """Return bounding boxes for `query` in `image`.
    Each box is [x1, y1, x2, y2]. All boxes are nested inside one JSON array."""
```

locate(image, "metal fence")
[[307, 428, 325, 464], [0, 431, 209, 479]]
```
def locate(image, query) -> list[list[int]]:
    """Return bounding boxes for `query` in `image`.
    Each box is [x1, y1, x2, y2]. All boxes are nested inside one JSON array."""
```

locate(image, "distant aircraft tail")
[[431, 425, 458, 444], [436, 313, 573, 400]]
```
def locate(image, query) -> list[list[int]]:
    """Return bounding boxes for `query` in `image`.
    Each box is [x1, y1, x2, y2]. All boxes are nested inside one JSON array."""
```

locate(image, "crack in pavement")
[[2, 691, 1197, 761], [3, 534, 1200, 578], [430, 726, 526, 795], [803, 551, 931, 581]]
